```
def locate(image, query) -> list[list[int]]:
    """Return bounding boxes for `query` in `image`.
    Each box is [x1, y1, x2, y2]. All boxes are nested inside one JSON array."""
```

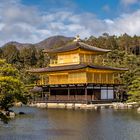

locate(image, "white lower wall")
[[101, 88, 114, 100], [101, 90, 108, 99], [108, 90, 114, 99]]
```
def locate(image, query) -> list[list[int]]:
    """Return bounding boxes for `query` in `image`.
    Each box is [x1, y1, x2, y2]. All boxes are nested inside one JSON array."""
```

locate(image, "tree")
[[20, 45, 37, 67], [128, 77, 140, 102], [1, 45, 20, 64], [0, 59, 27, 111], [37, 49, 45, 67]]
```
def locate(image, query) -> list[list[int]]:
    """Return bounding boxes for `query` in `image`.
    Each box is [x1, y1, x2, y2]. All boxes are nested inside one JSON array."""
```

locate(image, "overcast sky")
[[0, 0, 140, 46]]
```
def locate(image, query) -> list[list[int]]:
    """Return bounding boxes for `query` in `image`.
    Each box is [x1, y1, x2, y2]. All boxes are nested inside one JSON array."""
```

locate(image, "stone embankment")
[[29, 102, 140, 111]]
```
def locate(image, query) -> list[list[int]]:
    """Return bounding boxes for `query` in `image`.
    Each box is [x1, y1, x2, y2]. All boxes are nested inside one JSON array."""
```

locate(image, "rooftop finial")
[[73, 35, 80, 42]]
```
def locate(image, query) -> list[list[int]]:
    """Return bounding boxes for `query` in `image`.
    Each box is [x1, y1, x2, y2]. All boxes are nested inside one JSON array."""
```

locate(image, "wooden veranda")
[[30, 84, 118, 104]]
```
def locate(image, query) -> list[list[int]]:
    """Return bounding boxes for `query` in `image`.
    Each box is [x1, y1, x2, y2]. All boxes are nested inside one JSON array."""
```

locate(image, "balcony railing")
[[50, 59, 79, 66], [36, 78, 121, 86]]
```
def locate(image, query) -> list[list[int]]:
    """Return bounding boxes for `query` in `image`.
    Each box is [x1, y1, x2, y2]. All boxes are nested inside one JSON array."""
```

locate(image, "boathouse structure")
[[29, 37, 127, 103]]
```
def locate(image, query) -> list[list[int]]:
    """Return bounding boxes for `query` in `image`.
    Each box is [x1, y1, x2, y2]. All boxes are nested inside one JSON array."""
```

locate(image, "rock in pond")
[[14, 102, 22, 107], [9, 112, 16, 118], [137, 107, 140, 113], [19, 112, 25, 115]]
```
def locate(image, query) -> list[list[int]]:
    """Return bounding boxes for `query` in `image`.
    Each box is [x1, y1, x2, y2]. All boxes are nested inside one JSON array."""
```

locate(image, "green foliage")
[[0, 59, 27, 111], [128, 77, 140, 102], [37, 49, 46, 67], [1, 45, 20, 64], [20, 46, 38, 67]]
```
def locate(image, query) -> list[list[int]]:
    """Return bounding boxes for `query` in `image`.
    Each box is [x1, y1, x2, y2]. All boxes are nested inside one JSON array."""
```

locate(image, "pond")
[[0, 106, 140, 140]]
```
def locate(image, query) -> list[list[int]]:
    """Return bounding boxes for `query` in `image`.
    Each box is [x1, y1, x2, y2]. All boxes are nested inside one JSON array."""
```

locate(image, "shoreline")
[[1, 102, 139, 122], [27, 102, 140, 111]]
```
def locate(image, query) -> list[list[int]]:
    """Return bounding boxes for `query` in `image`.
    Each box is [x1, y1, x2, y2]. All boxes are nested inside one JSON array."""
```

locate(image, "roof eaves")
[[88, 65, 128, 71], [43, 45, 79, 54], [79, 42, 111, 52]]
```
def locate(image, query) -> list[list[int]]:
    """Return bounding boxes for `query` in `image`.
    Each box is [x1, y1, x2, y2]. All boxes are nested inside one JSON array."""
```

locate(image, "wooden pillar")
[[113, 74, 115, 84], [99, 73, 101, 84], [49, 87, 51, 101], [75, 85, 77, 101], [68, 86, 70, 100], [92, 84, 94, 101], [49, 86, 51, 93], [42, 91, 44, 101], [85, 84, 88, 104]]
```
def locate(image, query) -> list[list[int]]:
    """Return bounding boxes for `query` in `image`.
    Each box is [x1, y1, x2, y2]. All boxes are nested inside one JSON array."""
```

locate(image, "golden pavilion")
[[29, 36, 127, 103]]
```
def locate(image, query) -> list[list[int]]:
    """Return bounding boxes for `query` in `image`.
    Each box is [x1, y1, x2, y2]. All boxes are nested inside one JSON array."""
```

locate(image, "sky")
[[0, 0, 140, 46]]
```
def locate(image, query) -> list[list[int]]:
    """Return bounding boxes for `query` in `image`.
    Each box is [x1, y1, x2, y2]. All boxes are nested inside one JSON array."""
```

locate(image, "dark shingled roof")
[[44, 41, 111, 54], [28, 64, 128, 73]]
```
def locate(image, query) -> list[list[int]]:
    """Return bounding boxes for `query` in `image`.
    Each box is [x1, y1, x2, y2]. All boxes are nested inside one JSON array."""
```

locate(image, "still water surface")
[[0, 106, 140, 140]]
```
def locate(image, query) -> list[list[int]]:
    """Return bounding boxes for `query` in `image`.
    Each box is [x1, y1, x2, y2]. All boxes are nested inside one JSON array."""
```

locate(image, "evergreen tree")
[[0, 59, 27, 111], [128, 77, 140, 102]]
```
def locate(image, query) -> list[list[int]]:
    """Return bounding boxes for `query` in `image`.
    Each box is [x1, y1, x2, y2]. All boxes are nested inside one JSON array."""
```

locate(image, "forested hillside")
[[0, 33, 140, 102]]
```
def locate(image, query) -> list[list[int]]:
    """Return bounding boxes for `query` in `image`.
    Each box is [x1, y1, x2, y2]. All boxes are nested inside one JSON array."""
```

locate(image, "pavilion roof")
[[44, 41, 111, 54], [28, 64, 128, 73]]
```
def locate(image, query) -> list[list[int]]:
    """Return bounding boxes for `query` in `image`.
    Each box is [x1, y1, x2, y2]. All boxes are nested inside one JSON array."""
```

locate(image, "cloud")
[[104, 10, 140, 35], [0, 0, 140, 46], [0, 0, 43, 45], [121, 0, 139, 6]]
